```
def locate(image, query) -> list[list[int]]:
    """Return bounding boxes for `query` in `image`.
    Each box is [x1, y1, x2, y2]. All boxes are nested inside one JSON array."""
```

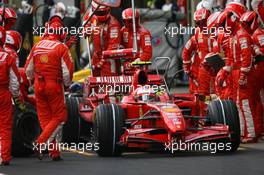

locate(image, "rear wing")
[[83, 74, 163, 96], [86, 75, 162, 87]]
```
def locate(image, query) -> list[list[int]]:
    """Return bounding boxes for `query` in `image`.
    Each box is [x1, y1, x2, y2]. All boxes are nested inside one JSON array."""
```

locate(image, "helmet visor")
[[94, 10, 110, 16]]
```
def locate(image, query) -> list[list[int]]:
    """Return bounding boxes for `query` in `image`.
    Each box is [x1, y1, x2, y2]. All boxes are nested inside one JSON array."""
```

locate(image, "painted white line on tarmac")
[[123, 152, 146, 155]]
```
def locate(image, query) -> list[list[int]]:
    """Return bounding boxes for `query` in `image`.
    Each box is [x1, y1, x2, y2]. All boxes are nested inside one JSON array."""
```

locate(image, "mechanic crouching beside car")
[[25, 20, 74, 161]]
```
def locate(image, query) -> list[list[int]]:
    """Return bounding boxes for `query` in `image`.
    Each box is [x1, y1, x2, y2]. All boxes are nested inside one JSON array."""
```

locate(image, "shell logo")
[[40, 55, 49, 63]]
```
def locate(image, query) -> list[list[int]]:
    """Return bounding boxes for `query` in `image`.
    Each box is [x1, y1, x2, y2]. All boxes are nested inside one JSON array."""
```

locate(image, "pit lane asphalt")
[[1, 142, 264, 175]]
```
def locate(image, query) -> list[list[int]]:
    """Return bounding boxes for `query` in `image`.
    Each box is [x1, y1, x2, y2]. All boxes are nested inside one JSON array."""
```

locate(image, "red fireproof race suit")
[[19, 68, 36, 105], [4, 45, 19, 67], [25, 37, 74, 158], [215, 32, 233, 99], [227, 26, 259, 139], [0, 48, 20, 163], [252, 27, 264, 136], [121, 25, 153, 62], [84, 14, 121, 76], [182, 29, 216, 96], [182, 35, 200, 94], [4, 46, 36, 105]]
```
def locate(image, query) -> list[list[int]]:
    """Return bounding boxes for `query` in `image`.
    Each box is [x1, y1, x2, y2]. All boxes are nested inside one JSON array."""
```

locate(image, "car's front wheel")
[[93, 104, 125, 157], [208, 100, 240, 152]]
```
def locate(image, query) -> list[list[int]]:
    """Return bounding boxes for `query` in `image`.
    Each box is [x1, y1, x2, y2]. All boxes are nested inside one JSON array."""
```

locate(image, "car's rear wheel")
[[93, 104, 125, 157], [207, 100, 240, 152], [62, 95, 82, 143], [12, 105, 41, 157]]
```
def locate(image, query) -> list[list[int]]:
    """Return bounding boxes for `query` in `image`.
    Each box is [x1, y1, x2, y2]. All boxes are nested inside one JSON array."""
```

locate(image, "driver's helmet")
[[134, 86, 156, 102]]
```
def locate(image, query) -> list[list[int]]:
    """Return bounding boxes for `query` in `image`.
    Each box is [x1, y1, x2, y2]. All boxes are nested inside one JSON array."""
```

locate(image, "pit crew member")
[[206, 11, 232, 99], [121, 8, 153, 62], [241, 11, 264, 138], [83, 0, 121, 76], [0, 26, 20, 166], [182, 34, 200, 94], [4, 30, 22, 67], [25, 21, 74, 160], [183, 8, 216, 103], [217, 4, 258, 142]]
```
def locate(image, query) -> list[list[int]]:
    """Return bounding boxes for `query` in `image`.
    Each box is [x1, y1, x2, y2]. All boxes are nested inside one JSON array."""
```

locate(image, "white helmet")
[[196, 0, 215, 12], [53, 2, 66, 19], [21, 0, 33, 14]]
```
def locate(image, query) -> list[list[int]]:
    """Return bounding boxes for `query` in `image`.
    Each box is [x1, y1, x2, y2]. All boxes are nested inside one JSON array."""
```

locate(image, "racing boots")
[[32, 141, 43, 160]]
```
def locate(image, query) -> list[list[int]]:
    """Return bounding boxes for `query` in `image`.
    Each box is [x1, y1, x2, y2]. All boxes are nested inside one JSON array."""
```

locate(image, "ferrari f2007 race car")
[[66, 57, 240, 157]]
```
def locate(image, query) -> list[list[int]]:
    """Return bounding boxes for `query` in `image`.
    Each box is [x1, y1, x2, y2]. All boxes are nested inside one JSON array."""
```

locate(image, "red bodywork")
[[79, 69, 230, 150]]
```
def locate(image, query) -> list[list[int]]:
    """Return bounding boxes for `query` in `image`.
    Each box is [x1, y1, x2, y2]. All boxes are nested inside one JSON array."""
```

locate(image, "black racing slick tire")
[[12, 105, 41, 157], [62, 95, 82, 143], [93, 104, 125, 157], [208, 100, 240, 152]]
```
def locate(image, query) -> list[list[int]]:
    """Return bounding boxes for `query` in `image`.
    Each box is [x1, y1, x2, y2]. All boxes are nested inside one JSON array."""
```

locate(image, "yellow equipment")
[[72, 69, 91, 83]]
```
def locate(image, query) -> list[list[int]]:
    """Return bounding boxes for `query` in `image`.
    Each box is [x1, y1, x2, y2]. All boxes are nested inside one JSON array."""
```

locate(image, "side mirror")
[[93, 0, 121, 7]]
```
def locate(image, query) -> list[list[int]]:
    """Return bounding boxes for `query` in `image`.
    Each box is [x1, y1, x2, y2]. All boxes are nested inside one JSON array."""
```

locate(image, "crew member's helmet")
[[92, 0, 111, 22], [240, 11, 259, 34], [207, 11, 221, 31], [5, 30, 22, 53], [194, 8, 211, 29], [47, 21, 67, 42], [225, 2, 247, 18], [217, 1, 247, 32], [122, 8, 140, 28], [0, 7, 17, 30], [207, 11, 221, 37], [217, 10, 238, 33]]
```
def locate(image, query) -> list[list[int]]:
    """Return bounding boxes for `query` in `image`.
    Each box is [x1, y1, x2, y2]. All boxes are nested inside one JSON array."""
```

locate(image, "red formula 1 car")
[[67, 57, 240, 156]]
